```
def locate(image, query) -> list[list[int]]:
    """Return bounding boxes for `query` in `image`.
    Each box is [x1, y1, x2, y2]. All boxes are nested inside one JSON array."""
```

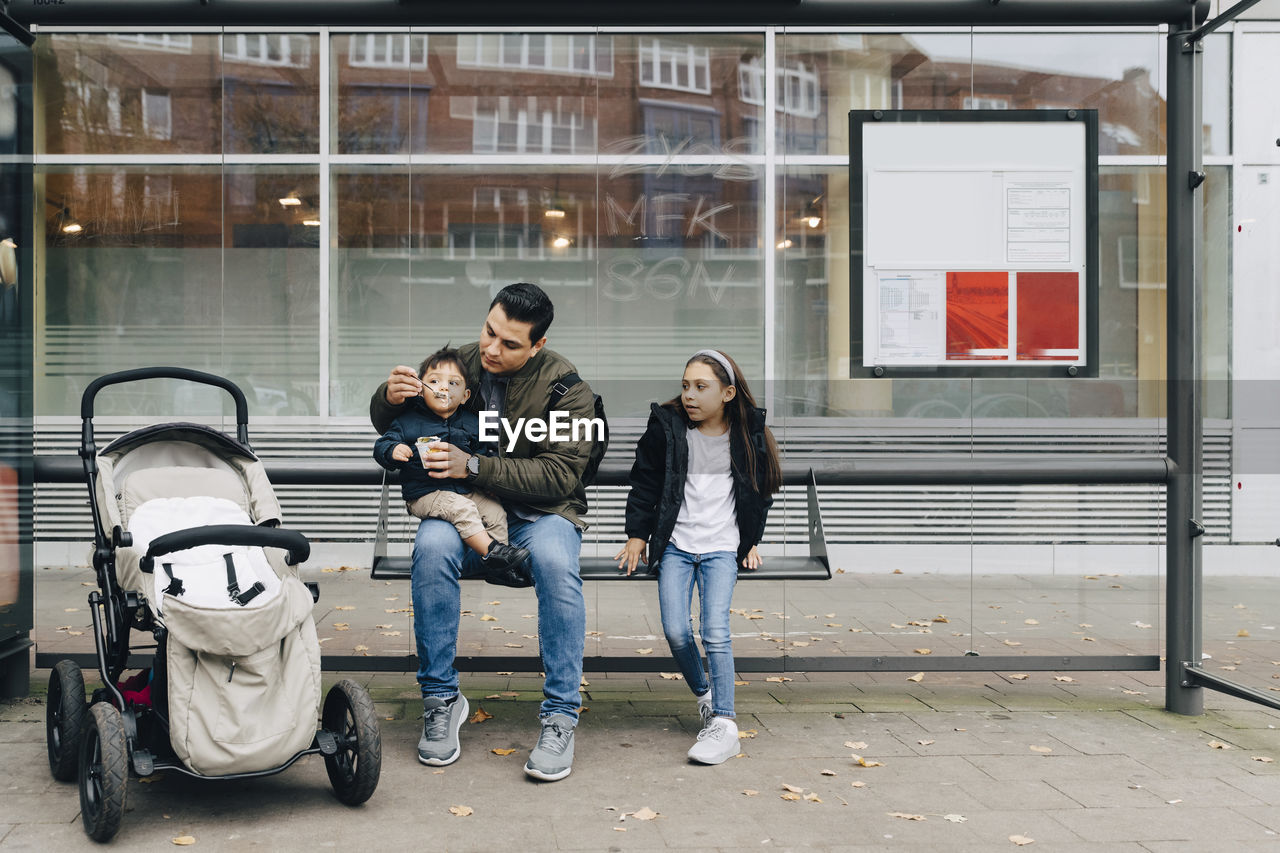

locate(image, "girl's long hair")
[[665, 350, 782, 496]]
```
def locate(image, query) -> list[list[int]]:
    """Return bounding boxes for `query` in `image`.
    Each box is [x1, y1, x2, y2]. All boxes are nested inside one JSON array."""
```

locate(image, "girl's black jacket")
[[623, 401, 774, 570]]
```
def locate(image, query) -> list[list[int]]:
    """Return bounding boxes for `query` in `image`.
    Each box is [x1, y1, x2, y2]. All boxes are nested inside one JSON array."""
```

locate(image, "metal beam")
[[9, 0, 1210, 28], [1165, 18, 1205, 717]]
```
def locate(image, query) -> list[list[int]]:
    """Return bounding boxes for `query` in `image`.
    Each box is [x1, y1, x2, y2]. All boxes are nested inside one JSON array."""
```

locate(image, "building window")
[[141, 90, 172, 140], [963, 95, 1010, 110], [738, 57, 821, 117], [638, 38, 710, 94], [224, 34, 312, 68], [113, 34, 194, 53], [348, 34, 429, 69], [456, 34, 613, 77], [460, 96, 596, 154]]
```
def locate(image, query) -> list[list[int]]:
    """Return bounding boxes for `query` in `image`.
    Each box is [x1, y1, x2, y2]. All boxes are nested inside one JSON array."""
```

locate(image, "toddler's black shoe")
[[482, 541, 533, 587]]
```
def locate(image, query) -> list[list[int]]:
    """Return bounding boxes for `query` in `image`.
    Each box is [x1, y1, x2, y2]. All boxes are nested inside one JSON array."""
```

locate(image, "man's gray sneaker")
[[523, 713, 576, 781], [418, 694, 468, 766]]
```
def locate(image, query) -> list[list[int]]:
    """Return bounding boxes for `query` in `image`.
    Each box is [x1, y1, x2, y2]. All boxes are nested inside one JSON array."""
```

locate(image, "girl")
[[615, 349, 782, 765]]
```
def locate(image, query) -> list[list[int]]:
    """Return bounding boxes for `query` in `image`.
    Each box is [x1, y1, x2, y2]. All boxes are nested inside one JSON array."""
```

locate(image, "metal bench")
[[369, 468, 831, 582]]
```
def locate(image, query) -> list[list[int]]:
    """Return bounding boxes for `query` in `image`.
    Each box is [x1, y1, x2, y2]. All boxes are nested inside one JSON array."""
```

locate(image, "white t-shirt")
[[670, 426, 738, 555]]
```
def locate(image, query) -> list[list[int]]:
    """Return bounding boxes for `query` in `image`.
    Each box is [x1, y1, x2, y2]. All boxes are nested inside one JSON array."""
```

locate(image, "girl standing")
[[615, 350, 782, 764]]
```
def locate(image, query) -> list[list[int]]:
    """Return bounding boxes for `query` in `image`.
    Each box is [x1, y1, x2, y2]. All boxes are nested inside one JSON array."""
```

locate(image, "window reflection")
[[223, 33, 319, 154]]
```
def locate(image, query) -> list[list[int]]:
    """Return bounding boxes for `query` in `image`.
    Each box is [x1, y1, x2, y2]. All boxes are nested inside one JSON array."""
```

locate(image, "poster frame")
[[849, 108, 1099, 379]]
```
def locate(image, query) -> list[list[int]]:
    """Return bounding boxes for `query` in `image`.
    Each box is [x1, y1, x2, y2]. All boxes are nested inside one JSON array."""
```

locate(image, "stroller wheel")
[[322, 680, 381, 806], [79, 702, 128, 842], [46, 660, 88, 782]]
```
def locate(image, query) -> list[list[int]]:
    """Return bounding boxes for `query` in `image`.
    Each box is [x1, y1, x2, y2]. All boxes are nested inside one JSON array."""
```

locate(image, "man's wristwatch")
[[465, 454, 480, 482]]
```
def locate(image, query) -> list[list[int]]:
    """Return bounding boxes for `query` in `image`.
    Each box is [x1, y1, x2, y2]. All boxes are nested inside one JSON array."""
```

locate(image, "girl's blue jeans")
[[657, 543, 738, 718]]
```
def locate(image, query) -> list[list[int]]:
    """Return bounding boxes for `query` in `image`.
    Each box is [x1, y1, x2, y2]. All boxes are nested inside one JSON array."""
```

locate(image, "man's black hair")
[[490, 282, 554, 343], [418, 345, 468, 386]]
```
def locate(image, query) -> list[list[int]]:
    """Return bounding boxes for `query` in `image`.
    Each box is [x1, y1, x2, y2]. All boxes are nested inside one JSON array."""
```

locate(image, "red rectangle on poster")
[[946, 271, 1008, 359], [1016, 271, 1079, 359]]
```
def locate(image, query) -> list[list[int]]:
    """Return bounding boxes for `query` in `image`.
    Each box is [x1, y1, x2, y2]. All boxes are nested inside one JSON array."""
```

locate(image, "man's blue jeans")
[[657, 544, 738, 718], [410, 512, 585, 719]]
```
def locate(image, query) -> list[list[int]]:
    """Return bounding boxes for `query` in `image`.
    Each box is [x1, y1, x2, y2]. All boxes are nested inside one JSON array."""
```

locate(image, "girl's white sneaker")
[[688, 717, 740, 765]]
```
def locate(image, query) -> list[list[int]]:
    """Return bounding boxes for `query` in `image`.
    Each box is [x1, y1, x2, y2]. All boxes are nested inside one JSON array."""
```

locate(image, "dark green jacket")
[[370, 342, 597, 529]]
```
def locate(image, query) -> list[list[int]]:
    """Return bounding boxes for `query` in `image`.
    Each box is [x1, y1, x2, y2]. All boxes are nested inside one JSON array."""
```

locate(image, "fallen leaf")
[[486, 600, 501, 606], [380, 631, 401, 637], [1053, 676, 1075, 683], [480, 614, 498, 622], [491, 747, 517, 756], [845, 741, 868, 750], [782, 784, 805, 793], [627, 807, 660, 821], [913, 648, 932, 655], [888, 811, 925, 821], [742, 789, 759, 796], [635, 648, 654, 655], [171, 837, 196, 846], [825, 623, 842, 628], [1004, 640, 1023, 647], [892, 569, 903, 574], [780, 793, 801, 801], [820, 769, 838, 776], [448, 805, 474, 817], [943, 814, 967, 823], [850, 780, 867, 788], [906, 672, 924, 683], [1133, 621, 1152, 629], [504, 643, 523, 648], [469, 708, 493, 724], [67, 631, 83, 636], [1024, 619, 1039, 625], [659, 672, 683, 680], [791, 641, 810, 648], [738, 729, 758, 739], [1009, 674, 1029, 681], [917, 739, 935, 746], [1009, 835, 1035, 846], [1238, 629, 1251, 637], [333, 623, 349, 630], [1029, 745, 1053, 754], [933, 614, 950, 623], [1207, 740, 1231, 749], [852, 755, 884, 767], [501, 691, 519, 697], [804, 792, 822, 803], [1253, 756, 1275, 763], [353, 645, 369, 652], [766, 676, 792, 683], [63, 608, 80, 613], [375, 624, 392, 629], [1122, 689, 1146, 695], [1082, 637, 1096, 642], [335, 605, 355, 611], [735, 680, 750, 686]]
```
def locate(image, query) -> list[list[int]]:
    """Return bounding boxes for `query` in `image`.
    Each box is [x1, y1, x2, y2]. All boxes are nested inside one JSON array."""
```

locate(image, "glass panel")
[[971, 31, 1164, 155], [37, 165, 319, 417], [223, 33, 320, 154], [35, 33, 222, 155], [604, 34, 762, 155], [334, 33, 428, 154]]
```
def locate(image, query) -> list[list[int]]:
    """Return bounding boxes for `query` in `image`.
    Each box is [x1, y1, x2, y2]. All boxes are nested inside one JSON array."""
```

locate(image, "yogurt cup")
[[416, 436, 440, 468]]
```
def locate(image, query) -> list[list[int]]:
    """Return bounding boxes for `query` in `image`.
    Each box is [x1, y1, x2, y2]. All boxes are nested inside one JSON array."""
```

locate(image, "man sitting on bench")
[[369, 282, 600, 783]]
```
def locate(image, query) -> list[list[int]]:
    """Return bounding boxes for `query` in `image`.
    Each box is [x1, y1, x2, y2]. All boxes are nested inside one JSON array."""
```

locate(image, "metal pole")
[[1165, 20, 1204, 716]]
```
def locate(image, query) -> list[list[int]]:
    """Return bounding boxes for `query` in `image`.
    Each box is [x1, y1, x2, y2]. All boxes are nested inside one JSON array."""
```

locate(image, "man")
[[370, 282, 597, 782]]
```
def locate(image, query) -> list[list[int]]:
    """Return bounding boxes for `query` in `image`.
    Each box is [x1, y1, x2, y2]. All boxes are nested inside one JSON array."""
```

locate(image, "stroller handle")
[[81, 367, 251, 444], [140, 524, 311, 572]]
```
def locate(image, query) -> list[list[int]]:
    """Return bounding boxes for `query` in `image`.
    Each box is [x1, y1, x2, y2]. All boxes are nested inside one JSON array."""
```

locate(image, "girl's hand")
[[614, 538, 648, 576], [742, 546, 762, 571], [391, 443, 413, 462]]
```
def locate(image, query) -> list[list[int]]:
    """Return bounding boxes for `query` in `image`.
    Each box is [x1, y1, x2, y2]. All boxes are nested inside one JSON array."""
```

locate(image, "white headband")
[[692, 349, 735, 385]]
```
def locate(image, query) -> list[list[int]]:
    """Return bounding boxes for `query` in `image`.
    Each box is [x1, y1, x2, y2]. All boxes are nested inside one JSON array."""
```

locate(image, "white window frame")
[[471, 96, 595, 155], [347, 34, 429, 69], [638, 38, 711, 94], [456, 33, 613, 78], [962, 95, 1010, 110], [739, 57, 821, 117], [224, 34, 313, 68], [113, 34, 194, 53]]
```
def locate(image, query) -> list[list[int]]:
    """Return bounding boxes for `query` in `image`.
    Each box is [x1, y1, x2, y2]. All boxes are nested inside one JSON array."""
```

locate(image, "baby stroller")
[[44, 367, 381, 842]]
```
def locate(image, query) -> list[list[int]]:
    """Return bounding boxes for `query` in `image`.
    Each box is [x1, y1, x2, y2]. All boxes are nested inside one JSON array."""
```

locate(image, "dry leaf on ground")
[[469, 708, 493, 724], [804, 792, 822, 803], [491, 748, 517, 756], [943, 814, 967, 823], [480, 614, 498, 622], [1207, 740, 1231, 749], [852, 755, 884, 767], [782, 783, 805, 793], [625, 807, 660, 821], [906, 672, 924, 683], [1053, 676, 1076, 683], [1238, 629, 1251, 637], [659, 672, 683, 680], [918, 739, 935, 746], [1009, 835, 1035, 846], [850, 780, 867, 788], [1029, 745, 1053, 754], [635, 648, 653, 655], [738, 729, 758, 739], [781, 792, 801, 801], [845, 741, 868, 750], [1252, 756, 1274, 763], [888, 812, 925, 821], [1009, 674, 1029, 681], [914, 649, 932, 655], [820, 769, 837, 776], [171, 837, 196, 846], [742, 789, 759, 796], [449, 805, 474, 817]]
